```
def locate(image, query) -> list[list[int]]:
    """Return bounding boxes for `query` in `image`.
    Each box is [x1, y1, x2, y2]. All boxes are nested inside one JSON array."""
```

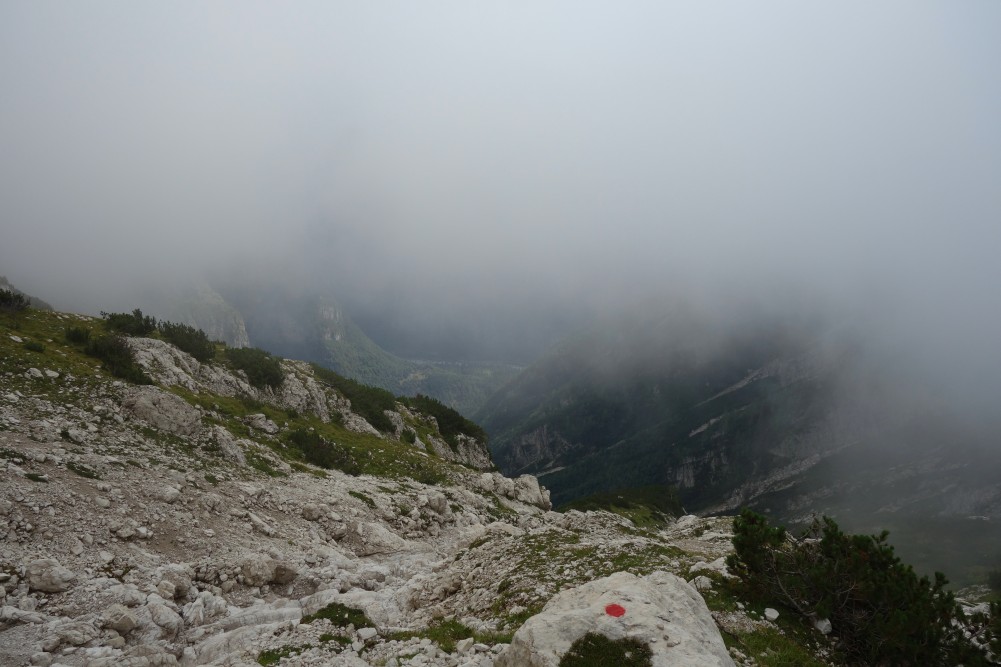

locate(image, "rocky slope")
[[0, 307, 835, 666]]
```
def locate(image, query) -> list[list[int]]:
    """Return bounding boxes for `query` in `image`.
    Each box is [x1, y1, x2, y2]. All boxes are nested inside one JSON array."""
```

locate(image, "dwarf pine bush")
[[727, 509, 991, 665]]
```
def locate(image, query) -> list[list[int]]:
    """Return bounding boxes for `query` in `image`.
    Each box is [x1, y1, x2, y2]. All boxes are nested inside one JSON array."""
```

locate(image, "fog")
[[2, 2, 1000, 399]]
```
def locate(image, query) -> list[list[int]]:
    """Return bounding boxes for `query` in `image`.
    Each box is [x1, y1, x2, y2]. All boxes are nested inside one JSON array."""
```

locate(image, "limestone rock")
[[241, 555, 277, 587], [347, 522, 409, 557], [122, 386, 202, 437], [494, 571, 734, 667], [25, 558, 76, 593], [102, 604, 139, 634], [512, 475, 552, 510], [244, 413, 279, 434]]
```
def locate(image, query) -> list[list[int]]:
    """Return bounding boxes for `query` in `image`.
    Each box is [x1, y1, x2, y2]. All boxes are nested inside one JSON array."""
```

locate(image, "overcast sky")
[[2, 2, 1000, 379]]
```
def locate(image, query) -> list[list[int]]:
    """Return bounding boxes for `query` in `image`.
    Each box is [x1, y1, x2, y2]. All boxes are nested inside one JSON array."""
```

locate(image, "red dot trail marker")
[[605, 604, 626, 617]]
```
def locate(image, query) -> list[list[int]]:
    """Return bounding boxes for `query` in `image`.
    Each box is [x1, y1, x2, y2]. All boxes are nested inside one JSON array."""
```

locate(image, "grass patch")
[[349, 490, 376, 509], [727, 626, 828, 667], [301, 602, 372, 628], [390, 618, 512, 653], [558, 485, 683, 528], [25, 472, 48, 483], [257, 644, 312, 666]]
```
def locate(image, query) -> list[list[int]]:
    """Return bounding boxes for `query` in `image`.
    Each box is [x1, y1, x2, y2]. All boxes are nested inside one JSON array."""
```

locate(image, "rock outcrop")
[[495, 571, 734, 667]]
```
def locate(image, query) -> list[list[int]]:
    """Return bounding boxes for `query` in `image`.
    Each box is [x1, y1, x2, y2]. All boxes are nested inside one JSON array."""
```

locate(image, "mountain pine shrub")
[[225, 347, 284, 390], [83, 335, 152, 384], [310, 363, 395, 432], [399, 394, 487, 449], [727, 509, 991, 665], [0, 289, 30, 314], [558, 633, 652, 667], [65, 325, 92, 344], [101, 308, 157, 336], [285, 427, 360, 475], [159, 321, 215, 362]]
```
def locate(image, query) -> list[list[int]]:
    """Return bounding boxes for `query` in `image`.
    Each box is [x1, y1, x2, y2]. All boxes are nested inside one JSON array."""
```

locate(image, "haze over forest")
[[3, 2, 1001, 410]]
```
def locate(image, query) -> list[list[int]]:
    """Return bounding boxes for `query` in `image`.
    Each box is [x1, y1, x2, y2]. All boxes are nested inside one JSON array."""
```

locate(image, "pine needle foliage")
[[727, 509, 992, 665], [159, 321, 215, 362], [225, 346, 284, 389], [101, 308, 157, 336]]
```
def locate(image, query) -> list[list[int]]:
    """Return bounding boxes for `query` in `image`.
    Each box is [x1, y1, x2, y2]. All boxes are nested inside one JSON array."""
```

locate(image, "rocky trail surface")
[[0, 310, 814, 666]]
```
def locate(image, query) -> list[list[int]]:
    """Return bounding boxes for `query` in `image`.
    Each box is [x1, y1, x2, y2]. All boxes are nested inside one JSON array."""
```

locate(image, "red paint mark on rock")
[[605, 604, 626, 617]]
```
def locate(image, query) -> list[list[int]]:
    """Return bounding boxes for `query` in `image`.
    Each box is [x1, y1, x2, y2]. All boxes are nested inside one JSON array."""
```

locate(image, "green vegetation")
[[25, 473, 47, 483], [158, 321, 216, 362], [64, 325, 92, 344], [226, 347, 284, 389], [101, 308, 157, 336], [22, 340, 44, 353], [284, 427, 360, 475], [348, 490, 376, 509], [727, 509, 992, 665], [559, 633, 652, 667], [558, 485, 683, 528], [311, 363, 395, 432], [400, 394, 487, 448], [256, 645, 312, 666], [389, 617, 512, 653], [83, 335, 152, 384], [727, 626, 829, 667], [0, 289, 30, 314], [300, 602, 372, 627]]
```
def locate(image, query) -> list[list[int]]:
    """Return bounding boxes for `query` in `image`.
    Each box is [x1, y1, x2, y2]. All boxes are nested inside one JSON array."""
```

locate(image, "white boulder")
[[494, 571, 734, 667], [26, 558, 76, 593]]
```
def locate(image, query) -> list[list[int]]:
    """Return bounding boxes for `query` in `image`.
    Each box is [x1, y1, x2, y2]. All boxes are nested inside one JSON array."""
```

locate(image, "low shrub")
[[158, 321, 215, 362], [559, 633, 652, 667], [101, 308, 157, 336], [84, 335, 152, 384], [399, 394, 487, 448], [285, 428, 360, 475], [727, 509, 991, 665], [65, 325, 92, 344], [300, 602, 371, 627], [226, 347, 284, 390], [22, 341, 44, 353], [0, 289, 30, 314], [310, 363, 395, 432]]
